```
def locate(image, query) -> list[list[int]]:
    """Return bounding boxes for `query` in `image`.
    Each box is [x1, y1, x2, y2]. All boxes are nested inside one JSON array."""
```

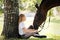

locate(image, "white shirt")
[[19, 22, 25, 35]]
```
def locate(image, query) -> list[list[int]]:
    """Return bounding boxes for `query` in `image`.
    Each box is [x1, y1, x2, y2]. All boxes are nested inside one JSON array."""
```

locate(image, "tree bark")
[[2, 0, 19, 38]]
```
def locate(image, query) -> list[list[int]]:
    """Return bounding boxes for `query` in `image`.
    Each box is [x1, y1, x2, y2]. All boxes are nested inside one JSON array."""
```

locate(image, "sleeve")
[[19, 22, 25, 29]]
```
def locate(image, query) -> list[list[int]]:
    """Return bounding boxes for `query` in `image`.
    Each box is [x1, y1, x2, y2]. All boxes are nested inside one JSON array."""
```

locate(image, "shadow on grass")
[[2, 38, 56, 40], [0, 36, 56, 40]]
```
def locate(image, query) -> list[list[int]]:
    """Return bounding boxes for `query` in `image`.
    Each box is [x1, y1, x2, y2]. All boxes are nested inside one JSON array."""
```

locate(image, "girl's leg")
[[28, 25, 34, 29], [21, 32, 35, 39]]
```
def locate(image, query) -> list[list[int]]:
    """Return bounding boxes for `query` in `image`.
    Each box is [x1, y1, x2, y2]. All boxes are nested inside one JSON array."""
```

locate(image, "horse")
[[29, 0, 60, 30]]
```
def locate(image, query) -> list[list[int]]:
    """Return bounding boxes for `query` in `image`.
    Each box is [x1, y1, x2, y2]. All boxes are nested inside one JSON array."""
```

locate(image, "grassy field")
[[0, 14, 60, 40]]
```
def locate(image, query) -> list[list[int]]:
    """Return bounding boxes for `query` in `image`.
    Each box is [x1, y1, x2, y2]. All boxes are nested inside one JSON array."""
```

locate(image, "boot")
[[33, 33, 47, 38]]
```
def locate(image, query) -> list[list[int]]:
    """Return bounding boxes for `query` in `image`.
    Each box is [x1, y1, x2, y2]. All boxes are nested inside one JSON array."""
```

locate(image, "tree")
[[2, 0, 19, 38]]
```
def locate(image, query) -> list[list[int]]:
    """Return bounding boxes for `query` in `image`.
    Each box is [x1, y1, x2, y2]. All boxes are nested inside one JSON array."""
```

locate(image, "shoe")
[[33, 34, 47, 38]]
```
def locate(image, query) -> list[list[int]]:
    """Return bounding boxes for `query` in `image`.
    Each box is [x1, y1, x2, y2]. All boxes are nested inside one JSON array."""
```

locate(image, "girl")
[[19, 14, 38, 38]]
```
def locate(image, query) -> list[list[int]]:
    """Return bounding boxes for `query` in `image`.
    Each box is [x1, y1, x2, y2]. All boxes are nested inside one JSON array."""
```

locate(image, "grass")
[[0, 36, 56, 40], [0, 38, 55, 40], [0, 14, 60, 40]]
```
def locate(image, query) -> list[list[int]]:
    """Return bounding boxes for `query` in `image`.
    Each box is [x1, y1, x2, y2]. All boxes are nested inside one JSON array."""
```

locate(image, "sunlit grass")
[[0, 14, 3, 35]]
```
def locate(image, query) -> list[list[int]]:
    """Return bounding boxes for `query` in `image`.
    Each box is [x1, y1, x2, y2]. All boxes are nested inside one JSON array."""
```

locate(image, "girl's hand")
[[34, 30, 38, 33]]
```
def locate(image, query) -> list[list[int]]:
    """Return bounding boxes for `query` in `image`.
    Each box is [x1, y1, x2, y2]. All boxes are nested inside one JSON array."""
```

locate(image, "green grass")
[[0, 38, 55, 40], [0, 36, 56, 40]]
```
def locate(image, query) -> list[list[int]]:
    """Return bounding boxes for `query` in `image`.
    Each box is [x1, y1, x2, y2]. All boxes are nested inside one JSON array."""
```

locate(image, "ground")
[[0, 14, 60, 40]]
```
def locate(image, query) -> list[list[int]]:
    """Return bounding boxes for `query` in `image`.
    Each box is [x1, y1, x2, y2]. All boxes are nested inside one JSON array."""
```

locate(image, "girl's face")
[[22, 16, 26, 22]]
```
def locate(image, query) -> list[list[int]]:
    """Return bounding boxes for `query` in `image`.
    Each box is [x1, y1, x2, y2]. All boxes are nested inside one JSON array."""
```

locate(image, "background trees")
[[0, 0, 42, 13], [0, 0, 60, 14], [0, 0, 3, 15]]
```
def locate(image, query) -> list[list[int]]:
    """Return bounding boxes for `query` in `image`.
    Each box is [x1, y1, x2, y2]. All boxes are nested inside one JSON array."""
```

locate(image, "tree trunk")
[[2, 0, 19, 38]]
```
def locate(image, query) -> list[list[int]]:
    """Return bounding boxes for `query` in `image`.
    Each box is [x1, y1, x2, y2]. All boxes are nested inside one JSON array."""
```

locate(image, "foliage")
[[56, 6, 60, 12], [0, 0, 60, 13], [0, 0, 42, 13], [47, 6, 60, 17], [0, 0, 3, 14], [19, 0, 42, 12], [47, 8, 54, 17]]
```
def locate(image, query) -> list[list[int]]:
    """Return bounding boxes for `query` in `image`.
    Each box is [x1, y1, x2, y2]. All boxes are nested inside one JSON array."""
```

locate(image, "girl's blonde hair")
[[19, 14, 25, 23]]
